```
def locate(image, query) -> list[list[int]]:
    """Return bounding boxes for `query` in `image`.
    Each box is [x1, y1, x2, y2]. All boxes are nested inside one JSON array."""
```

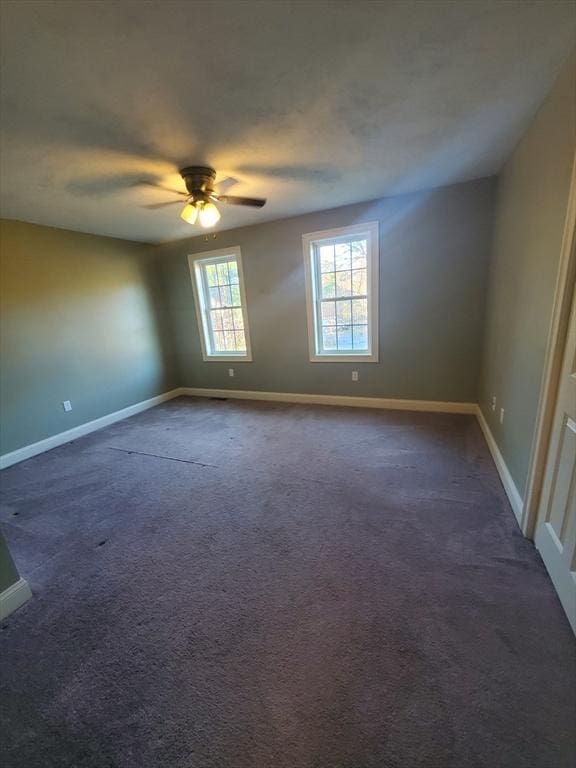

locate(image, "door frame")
[[522, 152, 576, 538]]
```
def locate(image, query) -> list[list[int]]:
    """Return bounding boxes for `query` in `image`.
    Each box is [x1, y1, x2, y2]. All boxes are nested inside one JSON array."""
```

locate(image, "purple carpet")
[[1, 397, 575, 767]]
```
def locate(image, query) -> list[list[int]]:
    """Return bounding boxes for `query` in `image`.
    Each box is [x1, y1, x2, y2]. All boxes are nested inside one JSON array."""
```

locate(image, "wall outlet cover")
[[62, 400, 72, 412], [228, 368, 234, 377], [352, 371, 359, 381], [499, 407, 505, 424]]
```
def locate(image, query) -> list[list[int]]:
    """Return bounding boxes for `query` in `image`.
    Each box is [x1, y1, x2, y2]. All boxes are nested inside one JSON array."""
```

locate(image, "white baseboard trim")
[[180, 387, 477, 414], [0, 577, 32, 620], [475, 406, 523, 525], [0, 388, 184, 470]]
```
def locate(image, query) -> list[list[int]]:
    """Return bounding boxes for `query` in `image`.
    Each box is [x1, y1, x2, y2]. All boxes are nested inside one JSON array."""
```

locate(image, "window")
[[188, 247, 252, 361], [303, 222, 379, 362]]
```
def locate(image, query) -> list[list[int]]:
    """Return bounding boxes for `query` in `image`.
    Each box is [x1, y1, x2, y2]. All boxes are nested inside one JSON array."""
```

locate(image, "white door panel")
[[535, 284, 576, 633]]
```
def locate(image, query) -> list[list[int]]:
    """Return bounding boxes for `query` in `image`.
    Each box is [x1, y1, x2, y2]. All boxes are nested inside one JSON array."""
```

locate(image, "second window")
[[303, 222, 379, 362]]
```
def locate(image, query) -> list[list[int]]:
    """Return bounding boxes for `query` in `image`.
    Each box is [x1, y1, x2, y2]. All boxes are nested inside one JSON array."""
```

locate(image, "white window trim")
[[188, 246, 253, 362], [302, 221, 379, 363]]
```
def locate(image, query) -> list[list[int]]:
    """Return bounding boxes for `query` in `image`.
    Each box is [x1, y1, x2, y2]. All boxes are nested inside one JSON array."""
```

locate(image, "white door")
[[535, 283, 576, 633]]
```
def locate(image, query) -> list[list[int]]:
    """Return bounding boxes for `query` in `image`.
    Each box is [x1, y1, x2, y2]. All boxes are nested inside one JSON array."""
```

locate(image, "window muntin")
[[189, 248, 252, 360], [303, 223, 378, 361]]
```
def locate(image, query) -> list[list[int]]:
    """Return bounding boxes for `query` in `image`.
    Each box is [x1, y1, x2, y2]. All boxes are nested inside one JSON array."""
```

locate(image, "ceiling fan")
[[143, 166, 266, 228]]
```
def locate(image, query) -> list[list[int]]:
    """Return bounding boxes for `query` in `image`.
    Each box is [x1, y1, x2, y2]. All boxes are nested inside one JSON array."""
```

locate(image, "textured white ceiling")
[[0, 0, 574, 243]]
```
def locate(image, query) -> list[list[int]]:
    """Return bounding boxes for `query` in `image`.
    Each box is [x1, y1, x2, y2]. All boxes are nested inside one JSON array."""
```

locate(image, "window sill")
[[309, 353, 378, 363], [202, 354, 253, 362]]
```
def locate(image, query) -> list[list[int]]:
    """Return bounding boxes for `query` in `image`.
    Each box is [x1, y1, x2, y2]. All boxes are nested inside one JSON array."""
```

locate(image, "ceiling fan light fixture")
[[180, 202, 198, 224], [198, 201, 221, 228], [155, 167, 265, 225]]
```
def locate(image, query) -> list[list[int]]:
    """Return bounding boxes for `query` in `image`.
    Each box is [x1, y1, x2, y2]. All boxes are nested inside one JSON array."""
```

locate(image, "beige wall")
[[156, 178, 496, 403], [0, 220, 176, 455], [480, 52, 576, 496], [0, 178, 496, 453]]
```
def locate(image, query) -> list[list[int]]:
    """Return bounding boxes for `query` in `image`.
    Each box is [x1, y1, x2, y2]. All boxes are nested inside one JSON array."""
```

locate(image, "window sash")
[[198, 261, 247, 355], [313, 245, 370, 354], [316, 296, 369, 353]]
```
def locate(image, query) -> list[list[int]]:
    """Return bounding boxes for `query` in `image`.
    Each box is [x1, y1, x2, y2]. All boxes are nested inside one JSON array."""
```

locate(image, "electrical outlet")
[[62, 400, 72, 412], [491, 396, 496, 411], [499, 407, 505, 424], [228, 368, 234, 378], [351, 371, 359, 382]]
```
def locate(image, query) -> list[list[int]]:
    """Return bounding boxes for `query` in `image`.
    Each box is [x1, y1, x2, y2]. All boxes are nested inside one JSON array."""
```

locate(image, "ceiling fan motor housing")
[[180, 166, 216, 200]]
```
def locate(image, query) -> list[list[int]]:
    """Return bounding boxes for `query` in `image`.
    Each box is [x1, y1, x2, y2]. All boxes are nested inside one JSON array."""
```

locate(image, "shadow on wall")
[[0, 221, 175, 455]]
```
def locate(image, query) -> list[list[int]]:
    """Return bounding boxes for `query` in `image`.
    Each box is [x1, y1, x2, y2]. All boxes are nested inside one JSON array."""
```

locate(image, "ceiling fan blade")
[[142, 199, 185, 209], [216, 195, 267, 208], [213, 176, 238, 194], [136, 181, 187, 196]]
